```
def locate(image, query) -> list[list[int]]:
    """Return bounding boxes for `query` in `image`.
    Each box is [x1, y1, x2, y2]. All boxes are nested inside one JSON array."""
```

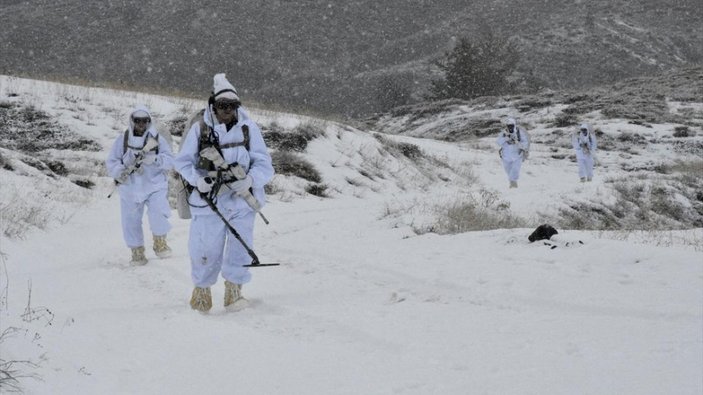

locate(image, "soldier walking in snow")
[[572, 123, 597, 182], [106, 105, 174, 265], [174, 73, 274, 313], [497, 117, 529, 188]]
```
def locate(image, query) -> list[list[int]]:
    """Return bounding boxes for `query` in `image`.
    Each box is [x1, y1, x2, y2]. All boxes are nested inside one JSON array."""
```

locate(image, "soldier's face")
[[133, 117, 150, 135], [507, 124, 515, 133], [213, 99, 239, 124]]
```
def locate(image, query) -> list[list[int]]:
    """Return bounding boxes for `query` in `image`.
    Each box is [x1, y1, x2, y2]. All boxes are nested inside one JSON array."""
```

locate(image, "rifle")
[[579, 137, 591, 155], [107, 136, 159, 198], [199, 146, 270, 225], [504, 131, 518, 144]]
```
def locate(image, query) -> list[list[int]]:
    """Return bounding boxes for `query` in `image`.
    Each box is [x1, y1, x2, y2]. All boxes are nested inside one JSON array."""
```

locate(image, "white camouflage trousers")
[[188, 211, 255, 287], [501, 157, 523, 182], [577, 156, 595, 179], [120, 188, 172, 248]]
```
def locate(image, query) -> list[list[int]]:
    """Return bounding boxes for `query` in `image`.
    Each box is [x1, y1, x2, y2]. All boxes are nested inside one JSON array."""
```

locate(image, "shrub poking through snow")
[[271, 151, 322, 183], [264, 122, 325, 152]]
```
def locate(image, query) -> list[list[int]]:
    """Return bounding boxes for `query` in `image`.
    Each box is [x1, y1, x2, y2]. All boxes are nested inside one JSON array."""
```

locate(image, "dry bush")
[[270, 151, 322, 183], [305, 183, 329, 197], [373, 134, 425, 161], [556, 178, 703, 230], [263, 122, 325, 152], [421, 190, 525, 235]]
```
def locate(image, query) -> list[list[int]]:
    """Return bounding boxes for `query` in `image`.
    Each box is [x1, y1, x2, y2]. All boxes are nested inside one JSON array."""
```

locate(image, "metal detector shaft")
[[200, 192, 278, 267], [107, 182, 118, 198]]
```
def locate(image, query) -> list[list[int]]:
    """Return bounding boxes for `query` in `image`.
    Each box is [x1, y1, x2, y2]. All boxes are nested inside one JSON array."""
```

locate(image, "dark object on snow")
[[528, 224, 558, 242]]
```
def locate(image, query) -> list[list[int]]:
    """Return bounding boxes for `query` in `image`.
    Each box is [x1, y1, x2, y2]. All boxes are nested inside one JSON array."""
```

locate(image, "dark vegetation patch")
[[515, 96, 552, 112], [0, 102, 101, 153], [672, 140, 703, 156], [305, 183, 329, 197], [46, 160, 69, 176], [263, 122, 326, 152], [556, 177, 703, 230], [673, 126, 694, 137], [374, 134, 425, 160], [270, 151, 322, 183], [72, 179, 95, 189]]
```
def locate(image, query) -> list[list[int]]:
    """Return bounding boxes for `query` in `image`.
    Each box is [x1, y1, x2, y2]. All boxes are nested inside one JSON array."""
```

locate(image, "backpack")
[[175, 109, 251, 219]]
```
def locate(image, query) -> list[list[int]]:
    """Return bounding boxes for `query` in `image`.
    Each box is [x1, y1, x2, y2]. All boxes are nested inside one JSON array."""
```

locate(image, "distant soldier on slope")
[[105, 105, 174, 265], [572, 123, 597, 182], [496, 117, 530, 188]]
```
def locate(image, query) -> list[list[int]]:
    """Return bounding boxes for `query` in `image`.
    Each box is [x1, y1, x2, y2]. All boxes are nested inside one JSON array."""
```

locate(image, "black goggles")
[[580, 128, 588, 133], [214, 100, 240, 111], [133, 117, 151, 124]]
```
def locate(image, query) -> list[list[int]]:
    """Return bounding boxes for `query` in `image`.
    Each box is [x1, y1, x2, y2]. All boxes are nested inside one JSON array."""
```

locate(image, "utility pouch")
[[196, 156, 215, 170]]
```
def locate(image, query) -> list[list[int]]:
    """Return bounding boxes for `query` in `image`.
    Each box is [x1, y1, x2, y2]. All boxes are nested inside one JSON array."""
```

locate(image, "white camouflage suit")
[[496, 118, 529, 183], [105, 105, 174, 248], [174, 106, 273, 288], [572, 123, 597, 180]]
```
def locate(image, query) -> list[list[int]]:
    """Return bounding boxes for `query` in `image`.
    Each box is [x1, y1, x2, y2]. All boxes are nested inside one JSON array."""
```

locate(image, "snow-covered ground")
[[1, 76, 701, 394]]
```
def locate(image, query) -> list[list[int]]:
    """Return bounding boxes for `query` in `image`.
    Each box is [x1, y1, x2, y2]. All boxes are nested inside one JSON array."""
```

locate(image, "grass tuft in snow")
[[271, 151, 322, 183], [373, 134, 425, 160], [424, 190, 525, 234], [556, 175, 703, 231], [263, 122, 325, 152]]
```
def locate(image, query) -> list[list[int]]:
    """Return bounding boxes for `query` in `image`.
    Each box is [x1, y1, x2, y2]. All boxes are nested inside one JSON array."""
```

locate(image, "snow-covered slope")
[[1, 76, 701, 394]]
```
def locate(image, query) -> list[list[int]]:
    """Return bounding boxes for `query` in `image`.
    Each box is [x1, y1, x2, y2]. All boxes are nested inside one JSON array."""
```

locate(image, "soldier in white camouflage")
[[105, 105, 174, 265], [572, 123, 597, 182]]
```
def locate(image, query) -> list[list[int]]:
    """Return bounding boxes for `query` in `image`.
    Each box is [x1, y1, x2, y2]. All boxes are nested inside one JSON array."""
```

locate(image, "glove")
[[197, 177, 214, 193], [199, 146, 227, 169], [230, 175, 253, 196], [142, 153, 158, 165]]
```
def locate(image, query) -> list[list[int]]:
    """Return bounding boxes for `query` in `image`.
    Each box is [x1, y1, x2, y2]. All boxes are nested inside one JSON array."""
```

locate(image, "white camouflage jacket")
[[105, 105, 173, 201], [174, 105, 274, 216]]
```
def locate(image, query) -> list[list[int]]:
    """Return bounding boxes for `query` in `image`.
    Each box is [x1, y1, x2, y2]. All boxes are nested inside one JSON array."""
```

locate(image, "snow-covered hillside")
[[368, 67, 703, 230], [1, 76, 701, 394]]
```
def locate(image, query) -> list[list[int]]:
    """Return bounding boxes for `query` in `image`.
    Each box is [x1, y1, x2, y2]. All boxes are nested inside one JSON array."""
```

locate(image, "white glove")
[[141, 153, 158, 165], [197, 177, 214, 193], [142, 152, 159, 165], [230, 175, 253, 196], [199, 146, 227, 169]]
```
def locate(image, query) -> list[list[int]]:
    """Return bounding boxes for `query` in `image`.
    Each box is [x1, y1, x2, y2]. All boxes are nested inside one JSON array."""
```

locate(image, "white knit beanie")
[[212, 73, 240, 101]]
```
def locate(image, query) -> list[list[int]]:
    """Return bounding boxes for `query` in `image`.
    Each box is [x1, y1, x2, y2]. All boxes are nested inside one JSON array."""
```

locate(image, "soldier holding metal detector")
[[174, 74, 274, 313]]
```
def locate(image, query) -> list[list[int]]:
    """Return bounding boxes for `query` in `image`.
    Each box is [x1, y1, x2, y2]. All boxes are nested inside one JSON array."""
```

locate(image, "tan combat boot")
[[130, 246, 148, 266], [190, 287, 212, 312], [224, 280, 249, 311], [509, 181, 518, 188], [153, 235, 172, 258]]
